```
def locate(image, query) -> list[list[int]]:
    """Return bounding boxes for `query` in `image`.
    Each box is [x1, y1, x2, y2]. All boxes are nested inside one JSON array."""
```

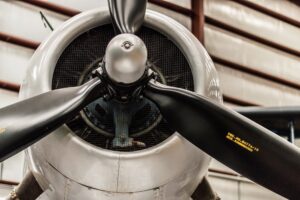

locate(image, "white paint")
[[210, 159, 238, 175], [164, 0, 191, 9], [0, 41, 34, 84], [47, 0, 108, 11], [148, 3, 191, 30], [2, 152, 25, 182], [46, 0, 191, 11], [0, 0, 191, 43], [0, 1, 68, 42], [0, 89, 18, 109], [217, 64, 300, 106], [240, 181, 286, 200], [247, 0, 300, 23], [205, 24, 300, 86], [0, 184, 14, 198], [0, 88, 24, 183], [205, 0, 300, 53]]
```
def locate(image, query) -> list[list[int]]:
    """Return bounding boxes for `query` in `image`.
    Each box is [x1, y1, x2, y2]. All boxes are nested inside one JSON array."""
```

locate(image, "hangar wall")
[[0, 0, 299, 199], [204, 1, 300, 199], [205, 0, 300, 107]]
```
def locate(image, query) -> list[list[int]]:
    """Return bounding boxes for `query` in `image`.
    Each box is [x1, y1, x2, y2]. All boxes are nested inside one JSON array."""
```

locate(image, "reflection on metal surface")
[[20, 8, 219, 199], [108, 0, 147, 33], [105, 34, 147, 84], [0, 128, 5, 134]]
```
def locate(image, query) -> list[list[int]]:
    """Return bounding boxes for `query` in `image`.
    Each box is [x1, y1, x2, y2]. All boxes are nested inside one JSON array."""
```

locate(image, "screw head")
[[122, 41, 133, 49]]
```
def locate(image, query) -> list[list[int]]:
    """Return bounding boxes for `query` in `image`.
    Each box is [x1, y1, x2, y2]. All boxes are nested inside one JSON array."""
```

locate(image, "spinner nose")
[[105, 33, 148, 84]]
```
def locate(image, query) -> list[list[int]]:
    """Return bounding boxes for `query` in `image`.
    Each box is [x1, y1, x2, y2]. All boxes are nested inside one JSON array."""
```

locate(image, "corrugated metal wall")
[[0, 0, 299, 199], [205, 0, 300, 199], [205, 0, 300, 107]]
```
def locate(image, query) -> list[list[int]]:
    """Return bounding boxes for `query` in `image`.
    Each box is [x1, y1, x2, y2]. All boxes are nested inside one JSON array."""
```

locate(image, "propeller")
[[0, 0, 147, 159], [0, 78, 105, 162], [0, 0, 299, 199], [236, 106, 300, 119], [108, 0, 147, 34], [106, 0, 148, 147], [143, 80, 300, 199], [0, 0, 148, 160]]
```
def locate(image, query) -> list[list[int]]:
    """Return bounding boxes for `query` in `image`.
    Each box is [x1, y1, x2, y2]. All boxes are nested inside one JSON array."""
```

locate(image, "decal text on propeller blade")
[[226, 132, 259, 152]]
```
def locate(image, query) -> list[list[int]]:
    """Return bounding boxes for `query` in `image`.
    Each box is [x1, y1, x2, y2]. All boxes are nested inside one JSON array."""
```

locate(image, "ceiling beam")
[[149, 0, 193, 16], [0, 32, 39, 49], [20, 0, 80, 17], [233, 0, 300, 29], [192, 0, 204, 44], [0, 80, 20, 92]]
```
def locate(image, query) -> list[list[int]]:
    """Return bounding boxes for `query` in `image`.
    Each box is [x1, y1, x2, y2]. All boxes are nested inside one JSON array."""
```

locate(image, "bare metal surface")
[[19, 8, 221, 200], [105, 34, 147, 84], [108, 0, 147, 33]]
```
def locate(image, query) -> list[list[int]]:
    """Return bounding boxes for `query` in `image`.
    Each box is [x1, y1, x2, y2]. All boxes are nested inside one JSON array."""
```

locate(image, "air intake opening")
[[52, 25, 194, 151]]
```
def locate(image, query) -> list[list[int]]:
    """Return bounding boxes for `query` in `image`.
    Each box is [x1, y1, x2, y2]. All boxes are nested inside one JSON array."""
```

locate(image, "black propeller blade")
[[0, 78, 105, 162], [108, 0, 147, 34], [236, 106, 300, 119], [0, 0, 147, 162], [144, 80, 300, 199]]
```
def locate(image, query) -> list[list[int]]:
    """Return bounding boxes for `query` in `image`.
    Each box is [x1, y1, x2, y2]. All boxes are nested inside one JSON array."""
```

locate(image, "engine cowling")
[[20, 8, 221, 200]]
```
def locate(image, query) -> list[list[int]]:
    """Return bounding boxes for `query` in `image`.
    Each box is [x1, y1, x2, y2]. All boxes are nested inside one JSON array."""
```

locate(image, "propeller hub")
[[105, 34, 147, 84]]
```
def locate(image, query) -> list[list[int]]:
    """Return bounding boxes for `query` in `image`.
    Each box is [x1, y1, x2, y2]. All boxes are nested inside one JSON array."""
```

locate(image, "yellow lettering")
[[226, 132, 259, 153]]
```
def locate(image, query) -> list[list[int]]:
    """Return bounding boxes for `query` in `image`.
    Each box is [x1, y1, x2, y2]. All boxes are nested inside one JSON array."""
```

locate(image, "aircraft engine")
[[18, 8, 221, 200]]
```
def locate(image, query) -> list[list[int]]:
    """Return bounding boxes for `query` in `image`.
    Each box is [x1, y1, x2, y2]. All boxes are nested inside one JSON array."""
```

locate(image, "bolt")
[[122, 41, 133, 49], [98, 67, 103, 75]]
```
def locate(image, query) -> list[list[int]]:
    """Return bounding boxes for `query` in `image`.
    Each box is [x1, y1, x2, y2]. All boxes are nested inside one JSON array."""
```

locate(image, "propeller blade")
[[236, 106, 300, 119], [0, 78, 105, 162], [144, 81, 300, 199], [108, 0, 147, 34]]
